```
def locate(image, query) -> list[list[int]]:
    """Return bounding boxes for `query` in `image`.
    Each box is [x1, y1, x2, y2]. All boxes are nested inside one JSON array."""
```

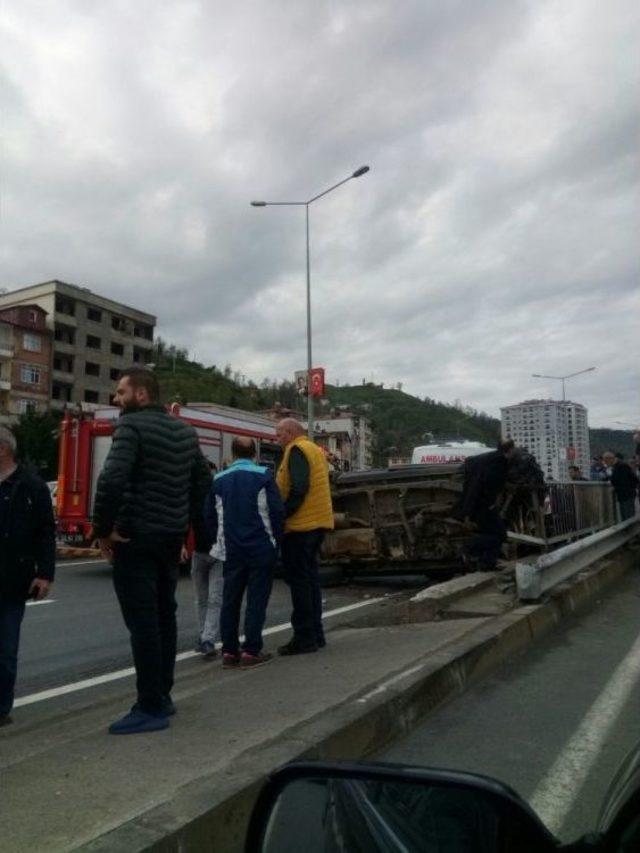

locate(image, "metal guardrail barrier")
[[515, 514, 640, 601], [506, 482, 618, 547]]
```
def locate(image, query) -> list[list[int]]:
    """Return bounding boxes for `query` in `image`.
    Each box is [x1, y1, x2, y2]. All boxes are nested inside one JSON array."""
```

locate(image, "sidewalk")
[[1, 554, 632, 852]]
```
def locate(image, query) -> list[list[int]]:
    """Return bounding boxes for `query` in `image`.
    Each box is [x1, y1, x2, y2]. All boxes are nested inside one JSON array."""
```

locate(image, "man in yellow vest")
[[275, 418, 334, 654]]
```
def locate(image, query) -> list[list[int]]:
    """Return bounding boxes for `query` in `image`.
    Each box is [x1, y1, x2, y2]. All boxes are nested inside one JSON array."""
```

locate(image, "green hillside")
[[152, 345, 635, 466], [322, 384, 500, 464], [589, 428, 635, 458], [152, 345, 501, 465]]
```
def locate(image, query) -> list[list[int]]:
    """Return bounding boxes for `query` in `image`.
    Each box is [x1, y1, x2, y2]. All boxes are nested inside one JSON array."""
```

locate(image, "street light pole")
[[305, 203, 312, 435], [252, 166, 370, 439], [531, 366, 596, 401]]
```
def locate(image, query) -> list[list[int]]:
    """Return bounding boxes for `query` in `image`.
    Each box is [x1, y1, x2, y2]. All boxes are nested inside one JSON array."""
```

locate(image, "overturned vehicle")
[[321, 461, 616, 576]]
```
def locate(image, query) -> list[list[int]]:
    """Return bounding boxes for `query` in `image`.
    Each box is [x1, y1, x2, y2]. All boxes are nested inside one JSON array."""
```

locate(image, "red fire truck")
[[55, 403, 279, 545]]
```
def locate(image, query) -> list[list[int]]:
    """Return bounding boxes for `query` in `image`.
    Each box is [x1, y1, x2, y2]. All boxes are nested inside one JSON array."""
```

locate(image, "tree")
[[12, 410, 62, 479]]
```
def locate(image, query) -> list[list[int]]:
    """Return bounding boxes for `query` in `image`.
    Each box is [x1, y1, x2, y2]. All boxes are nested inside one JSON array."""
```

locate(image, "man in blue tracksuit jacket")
[[204, 436, 285, 667]]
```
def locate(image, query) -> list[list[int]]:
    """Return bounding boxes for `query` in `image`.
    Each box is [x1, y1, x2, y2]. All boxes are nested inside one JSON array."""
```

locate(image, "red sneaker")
[[222, 653, 240, 669]]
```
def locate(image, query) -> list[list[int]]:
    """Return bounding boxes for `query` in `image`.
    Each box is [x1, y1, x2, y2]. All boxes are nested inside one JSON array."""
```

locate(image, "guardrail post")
[[515, 561, 542, 601]]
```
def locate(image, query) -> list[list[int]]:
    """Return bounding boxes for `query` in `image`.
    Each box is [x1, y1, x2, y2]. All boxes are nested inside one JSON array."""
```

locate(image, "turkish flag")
[[309, 368, 325, 398]]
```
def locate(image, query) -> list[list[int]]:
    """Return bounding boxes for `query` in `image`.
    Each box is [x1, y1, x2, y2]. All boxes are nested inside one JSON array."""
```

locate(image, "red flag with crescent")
[[309, 368, 325, 398]]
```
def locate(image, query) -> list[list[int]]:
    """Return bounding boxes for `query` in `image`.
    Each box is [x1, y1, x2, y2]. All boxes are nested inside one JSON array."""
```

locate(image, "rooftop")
[[501, 399, 587, 409], [0, 280, 156, 323]]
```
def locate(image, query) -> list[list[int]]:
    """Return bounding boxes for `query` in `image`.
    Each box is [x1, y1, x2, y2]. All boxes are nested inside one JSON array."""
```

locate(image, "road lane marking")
[[26, 599, 56, 607], [357, 662, 427, 704], [529, 629, 640, 835], [13, 596, 386, 708], [56, 559, 107, 568]]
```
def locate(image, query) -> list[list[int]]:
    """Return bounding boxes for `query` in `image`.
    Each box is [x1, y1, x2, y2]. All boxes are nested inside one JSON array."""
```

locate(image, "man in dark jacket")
[[603, 451, 638, 521], [205, 437, 284, 668], [0, 427, 55, 726], [453, 439, 516, 570], [93, 368, 210, 735]]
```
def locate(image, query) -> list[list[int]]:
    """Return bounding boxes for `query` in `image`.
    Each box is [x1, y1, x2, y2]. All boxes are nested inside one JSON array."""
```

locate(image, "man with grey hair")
[[0, 426, 56, 726], [275, 418, 334, 655]]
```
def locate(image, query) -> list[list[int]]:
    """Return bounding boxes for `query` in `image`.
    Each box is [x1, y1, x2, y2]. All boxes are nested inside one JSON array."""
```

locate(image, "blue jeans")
[[220, 552, 275, 656], [0, 598, 26, 716]]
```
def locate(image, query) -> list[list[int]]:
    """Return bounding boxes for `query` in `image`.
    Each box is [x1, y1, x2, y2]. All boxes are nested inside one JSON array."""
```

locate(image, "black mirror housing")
[[246, 760, 559, 853]]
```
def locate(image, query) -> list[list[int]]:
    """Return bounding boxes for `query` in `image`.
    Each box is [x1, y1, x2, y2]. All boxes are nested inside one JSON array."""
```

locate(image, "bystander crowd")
[[602, 451, 638, 521], [275, 419, 334, 655], [185, 462, 222, 660], [0, 427, 55, 727], [205, 437, 284, 668], [93, 368, 210, 735], [453, 439, 516, 570]]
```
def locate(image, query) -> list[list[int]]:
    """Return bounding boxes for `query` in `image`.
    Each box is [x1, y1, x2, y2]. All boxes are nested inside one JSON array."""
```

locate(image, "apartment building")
[[258, 404, 375, 470], [312, 413, 374, 470], [501, 399, 590, 481], [0, 280, 156, 409], [0, 305, 52, 423]]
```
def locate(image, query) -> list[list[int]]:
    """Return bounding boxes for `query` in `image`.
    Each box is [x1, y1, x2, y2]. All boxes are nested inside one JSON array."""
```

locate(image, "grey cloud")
[[1, 0, 638, 427]]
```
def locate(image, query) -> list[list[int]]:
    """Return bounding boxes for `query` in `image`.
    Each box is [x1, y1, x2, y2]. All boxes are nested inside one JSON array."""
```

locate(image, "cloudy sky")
[[2, 0, 638, 426]]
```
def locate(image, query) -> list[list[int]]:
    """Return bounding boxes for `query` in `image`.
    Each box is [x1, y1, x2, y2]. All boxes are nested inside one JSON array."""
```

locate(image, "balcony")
[[0, 379, 10, 391], [133, 323, 154, 340], [53, 369, 75, 383], [53, 340, 76, 354], [0, 342, 13, 358]]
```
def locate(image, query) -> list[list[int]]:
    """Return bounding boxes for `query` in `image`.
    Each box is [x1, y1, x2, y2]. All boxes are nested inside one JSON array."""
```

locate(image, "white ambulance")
[[411, 440, 490, 465]]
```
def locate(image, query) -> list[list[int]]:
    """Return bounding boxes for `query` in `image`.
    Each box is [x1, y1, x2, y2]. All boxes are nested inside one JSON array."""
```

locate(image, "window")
[[87, 307, 102, 322], [53, 354, 73, 372], [52, 383, 73, 402], [112, 316, 128, 333], [134, 323, 153, 340], [28, 310, 38, 324], [54, 325, 75, 345], [23, 333, 41, 352], [110, 342, 124, 356], [55, 296, 75, 316], [85, 362, 100, 377], [86, 335, 101, 349], [132, 346, 152, 364], [84, 389, 99, 403], [109, 367, 120, 381], [18, 399, 37, 414], [20, 364, 41, 385]]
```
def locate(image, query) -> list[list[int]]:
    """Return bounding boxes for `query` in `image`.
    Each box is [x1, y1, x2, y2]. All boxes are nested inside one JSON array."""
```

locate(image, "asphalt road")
[[15, 558, 385, 700], [377, 568, 640, 845]]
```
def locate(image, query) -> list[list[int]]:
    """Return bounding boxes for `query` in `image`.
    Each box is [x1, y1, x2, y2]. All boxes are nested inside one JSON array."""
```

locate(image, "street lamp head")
[[352, 165, 370, 178], [250, 201, 267, 207]]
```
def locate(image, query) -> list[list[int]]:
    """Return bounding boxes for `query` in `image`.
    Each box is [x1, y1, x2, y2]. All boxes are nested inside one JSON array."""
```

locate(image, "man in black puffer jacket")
[[93, 367, 210, 735], [0, 427, 55, 726]]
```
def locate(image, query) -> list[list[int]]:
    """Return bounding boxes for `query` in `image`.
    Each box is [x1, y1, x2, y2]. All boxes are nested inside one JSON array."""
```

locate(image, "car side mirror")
[[245, 761, 558, 852]]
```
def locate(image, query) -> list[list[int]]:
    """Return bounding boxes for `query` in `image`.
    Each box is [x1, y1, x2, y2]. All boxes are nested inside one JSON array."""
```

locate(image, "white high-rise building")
[[501, 399, 590, 481]]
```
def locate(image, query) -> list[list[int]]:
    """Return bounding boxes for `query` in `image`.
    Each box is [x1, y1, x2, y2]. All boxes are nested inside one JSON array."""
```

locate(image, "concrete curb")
[[80, 548, 635, 853]]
